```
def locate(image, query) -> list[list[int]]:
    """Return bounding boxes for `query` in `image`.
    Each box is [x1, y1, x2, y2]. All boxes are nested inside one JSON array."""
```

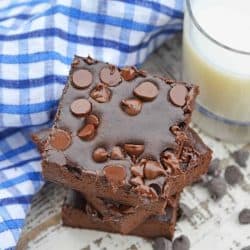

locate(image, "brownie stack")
[[32, 55, 212, 239]]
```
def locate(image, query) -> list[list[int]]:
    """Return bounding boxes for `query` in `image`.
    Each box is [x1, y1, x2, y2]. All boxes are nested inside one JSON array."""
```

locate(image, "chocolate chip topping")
[[133, 81, 158, 101], [169, 84, 188, 107], [173, 235, 190, 250], [144, 160, 166, 179], [50, 129, 71, 151], [131, 163, 144, 177], [153, 237, 172, 250], [124, 144, 144, 160], [239, 209, 250, 224], [161, 150, 181, 174], [120, 67, 137, 81], [99, 66, 121, 86], [71, 58, 80, 67], [84, 55, 96, 65], [78, 124, 96, 140], [130, 176, 144, 186], [149, 183, 162, 195], [121, 98, 142, 116], [70, 99, 92, 116], [110, 146, 125, 160], [85, 114, 100, 128], [224, 165, 243, 185], [90, 83, 112, 103], [207, 177, 227, 200], [72, 69, 93, 89], [134, 184, 158, 199], [93, 147, 109, 163], [103, 165, 126, 184]]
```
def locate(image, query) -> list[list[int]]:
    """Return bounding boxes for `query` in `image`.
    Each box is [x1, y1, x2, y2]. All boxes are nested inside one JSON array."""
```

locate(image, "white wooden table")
[[17, 34, 250, 250]]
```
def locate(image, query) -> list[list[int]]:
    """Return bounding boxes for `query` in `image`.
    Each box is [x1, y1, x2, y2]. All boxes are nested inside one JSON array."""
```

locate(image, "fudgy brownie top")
[[43, 55, 199, 198]]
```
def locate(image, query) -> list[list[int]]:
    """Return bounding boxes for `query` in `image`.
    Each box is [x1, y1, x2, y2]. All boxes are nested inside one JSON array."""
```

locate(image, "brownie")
[[62, 190, 179, 239], [33, 126, 211, 234], [41, 55, 210, 213], [32, 128, 162, 234]]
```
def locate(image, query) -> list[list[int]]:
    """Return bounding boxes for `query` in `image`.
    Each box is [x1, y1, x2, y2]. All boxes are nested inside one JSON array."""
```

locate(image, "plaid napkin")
[[0, 1, 183, 249]]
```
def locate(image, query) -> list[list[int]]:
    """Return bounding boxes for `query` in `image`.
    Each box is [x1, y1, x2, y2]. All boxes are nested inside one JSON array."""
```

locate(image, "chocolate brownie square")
[[33, 125, 211, 234], [41, 56, 210, 213], [62, 189, 179, 239]]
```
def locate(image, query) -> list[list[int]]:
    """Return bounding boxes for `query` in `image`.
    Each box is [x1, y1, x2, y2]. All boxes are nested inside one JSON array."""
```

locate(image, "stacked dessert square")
[[33, 56, 212, 239]]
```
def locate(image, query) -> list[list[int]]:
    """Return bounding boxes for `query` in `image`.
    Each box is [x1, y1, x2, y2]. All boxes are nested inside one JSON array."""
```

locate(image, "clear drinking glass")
[[182, 0, 250, 142]]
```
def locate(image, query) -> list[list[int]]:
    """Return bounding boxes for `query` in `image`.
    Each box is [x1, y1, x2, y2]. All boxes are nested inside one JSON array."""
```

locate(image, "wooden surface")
[[17, 34, 250, 250]]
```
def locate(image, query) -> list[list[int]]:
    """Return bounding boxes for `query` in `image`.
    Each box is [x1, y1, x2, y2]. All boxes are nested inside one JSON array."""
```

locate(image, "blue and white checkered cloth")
[[0, 1, 183, 249]]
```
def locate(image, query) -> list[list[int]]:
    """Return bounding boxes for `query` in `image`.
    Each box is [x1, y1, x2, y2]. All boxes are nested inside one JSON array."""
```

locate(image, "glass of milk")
[[182, 0, 250, 142]]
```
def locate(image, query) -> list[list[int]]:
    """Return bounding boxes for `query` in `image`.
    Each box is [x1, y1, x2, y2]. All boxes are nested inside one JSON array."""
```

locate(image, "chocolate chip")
[[70, 99, 92, 116], [169, 84, 188, 107], [120, 67, 137, 81], [72, 69, 93, 89], [137, 69, 147, 77], [173, 235, 190, 250], [78, 124, 96, 140], [133, 81, 159, 101], [144, 160, 166, 179], [71, 58, 80, 67], [224, 165, 243, 185], [239, 209, 250, 224], [93, 148, 109, 163], [90, 83, 112, 103], [84, 55, 96, 65], [103, 165, 126, 184], [179, 203, 193, 220], [134, 184, 158, 199], [241, 246, 250, 250], [110, 146, 125, 160], [121, 98, 142, 116], [232, 149, 249, 168], [207, 178, 227, 200], [85, 114, 100, 128], [99, 66, 121, 86], [130, 176, 144, 186], [161, 150, 181, 175], [153, 237, 172, 250], [149, 183, 162, 195], [207, 158, 221, 177], [131, 163, 144, 177], [50, 129, 71, 151], [124, 144, 144, 160]]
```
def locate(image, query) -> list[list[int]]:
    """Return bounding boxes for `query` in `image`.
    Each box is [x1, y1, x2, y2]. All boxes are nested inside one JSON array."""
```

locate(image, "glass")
[[182, 0, 250, 143]]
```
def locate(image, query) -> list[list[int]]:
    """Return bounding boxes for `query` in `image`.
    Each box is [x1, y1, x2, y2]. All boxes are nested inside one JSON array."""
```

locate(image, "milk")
[[182, 0, 250, 142]]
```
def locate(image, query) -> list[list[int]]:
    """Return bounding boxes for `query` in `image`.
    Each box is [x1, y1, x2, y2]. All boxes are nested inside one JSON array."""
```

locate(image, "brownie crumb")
[[207, 158, 221, 177], [239, 209, 250, 224], [173, 235, 190, 250], [178, 203, 193, 220], [207, 178, 227, 200], [232, 149, 249, 168], [224, 165, 243, 185]]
